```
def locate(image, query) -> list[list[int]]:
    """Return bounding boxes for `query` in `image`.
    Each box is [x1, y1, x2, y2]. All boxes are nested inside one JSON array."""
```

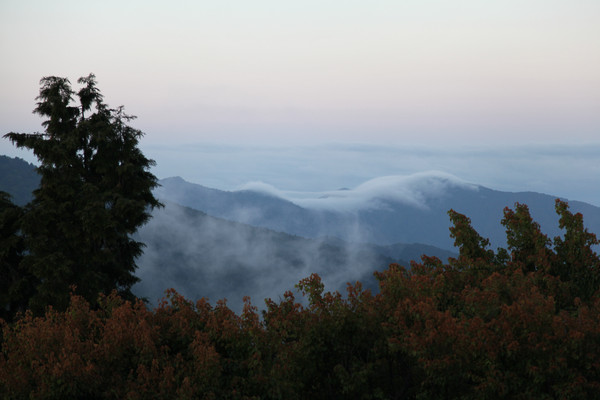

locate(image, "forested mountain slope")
[[157, 175, 600, 251], [0, 156, 38, 205], [133, 202, 424, 309]]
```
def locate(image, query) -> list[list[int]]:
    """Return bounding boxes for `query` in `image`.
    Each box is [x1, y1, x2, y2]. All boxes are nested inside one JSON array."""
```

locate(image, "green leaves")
[[77, 73, 103, 116], [502, 203, 553, 273], [448, 209, 494, 263], [553, 199, 600, 302], [0, 192, 32, 321]]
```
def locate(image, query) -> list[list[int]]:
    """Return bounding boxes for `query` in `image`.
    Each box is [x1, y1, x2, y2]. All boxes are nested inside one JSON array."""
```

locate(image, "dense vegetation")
[[1, 76, 599, 398], [1, 200, 599, 399], [1, 74, 161, 319]]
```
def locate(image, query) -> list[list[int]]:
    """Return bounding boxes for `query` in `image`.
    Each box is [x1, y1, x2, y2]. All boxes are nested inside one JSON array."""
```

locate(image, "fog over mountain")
[[137, 174, 507, 311], [141, 143, 600, 208], [133, 202, 457, 311], [3, 155, 599, 311], [0, 156, 457, 311], [156, 172, 600, 252]]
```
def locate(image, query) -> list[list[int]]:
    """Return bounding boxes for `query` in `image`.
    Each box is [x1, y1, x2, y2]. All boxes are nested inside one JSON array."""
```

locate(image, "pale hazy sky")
[[1, 0, 599, 145], [1, 1, 599, 203]]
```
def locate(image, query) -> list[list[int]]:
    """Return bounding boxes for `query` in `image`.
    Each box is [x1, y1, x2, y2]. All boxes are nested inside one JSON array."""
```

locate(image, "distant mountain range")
[[156, 175, 600, 252], [3, 154, 600, 309]]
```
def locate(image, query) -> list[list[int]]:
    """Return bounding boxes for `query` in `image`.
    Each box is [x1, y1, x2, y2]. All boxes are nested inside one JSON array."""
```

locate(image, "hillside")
[[156, 175, 600, 251], [6, 155, 600, 310], [0, 155, 39, 205], [0, 156, 456, 309], [133, 202, 430, 309]]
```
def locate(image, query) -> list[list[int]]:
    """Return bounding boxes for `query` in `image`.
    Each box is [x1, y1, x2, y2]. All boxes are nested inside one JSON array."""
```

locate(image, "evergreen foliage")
[[0, 192, 31, 321], [3, 74, 162, 315]]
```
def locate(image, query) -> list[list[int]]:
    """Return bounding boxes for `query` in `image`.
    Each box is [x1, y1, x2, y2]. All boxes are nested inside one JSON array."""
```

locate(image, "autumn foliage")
[[1, 199, 600, 399]]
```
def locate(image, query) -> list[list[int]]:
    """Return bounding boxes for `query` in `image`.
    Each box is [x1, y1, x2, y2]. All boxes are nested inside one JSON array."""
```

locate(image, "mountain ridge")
[[156, 175, 600, 251], [3, 154, 599, 309]]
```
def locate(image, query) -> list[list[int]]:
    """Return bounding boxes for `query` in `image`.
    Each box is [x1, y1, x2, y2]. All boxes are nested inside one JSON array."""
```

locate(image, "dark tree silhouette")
[[4, 74, 162, 314]]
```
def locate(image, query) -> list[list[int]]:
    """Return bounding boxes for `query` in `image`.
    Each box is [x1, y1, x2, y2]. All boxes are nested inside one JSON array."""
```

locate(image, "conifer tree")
[[4, 74, 162, 314]]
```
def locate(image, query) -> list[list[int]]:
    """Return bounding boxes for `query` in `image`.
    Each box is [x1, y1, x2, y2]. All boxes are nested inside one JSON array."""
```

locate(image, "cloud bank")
[[280, 171, 478, 211], [142, 142, 600, 208], [133, 203, 399, 312]]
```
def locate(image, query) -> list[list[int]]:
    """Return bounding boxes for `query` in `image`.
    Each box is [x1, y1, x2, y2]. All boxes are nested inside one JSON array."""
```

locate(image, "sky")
[[1, 1, 599, 204]]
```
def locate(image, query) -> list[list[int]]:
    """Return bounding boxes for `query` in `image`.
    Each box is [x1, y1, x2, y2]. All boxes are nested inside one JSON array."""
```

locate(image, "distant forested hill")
[[0, 155, 39, 205], [156, 176, 600, 252]]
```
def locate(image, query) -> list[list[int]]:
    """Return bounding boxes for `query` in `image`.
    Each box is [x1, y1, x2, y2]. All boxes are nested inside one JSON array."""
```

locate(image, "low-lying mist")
[[154, 173, 600, 255], [132, 203, 405, 312]]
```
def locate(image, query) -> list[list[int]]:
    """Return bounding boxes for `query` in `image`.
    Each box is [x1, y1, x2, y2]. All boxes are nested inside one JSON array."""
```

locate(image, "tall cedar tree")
[[3, 74, 162, 314]]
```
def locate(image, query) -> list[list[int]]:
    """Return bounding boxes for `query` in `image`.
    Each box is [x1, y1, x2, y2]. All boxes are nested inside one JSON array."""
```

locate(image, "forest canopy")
[[1, 199, 599, 399]]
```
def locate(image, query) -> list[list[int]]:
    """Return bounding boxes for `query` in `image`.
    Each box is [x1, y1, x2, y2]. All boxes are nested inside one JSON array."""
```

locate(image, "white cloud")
[[144, 142, 600, 208], [278, 171, 478, 211], [236, 181, 287, 198]]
